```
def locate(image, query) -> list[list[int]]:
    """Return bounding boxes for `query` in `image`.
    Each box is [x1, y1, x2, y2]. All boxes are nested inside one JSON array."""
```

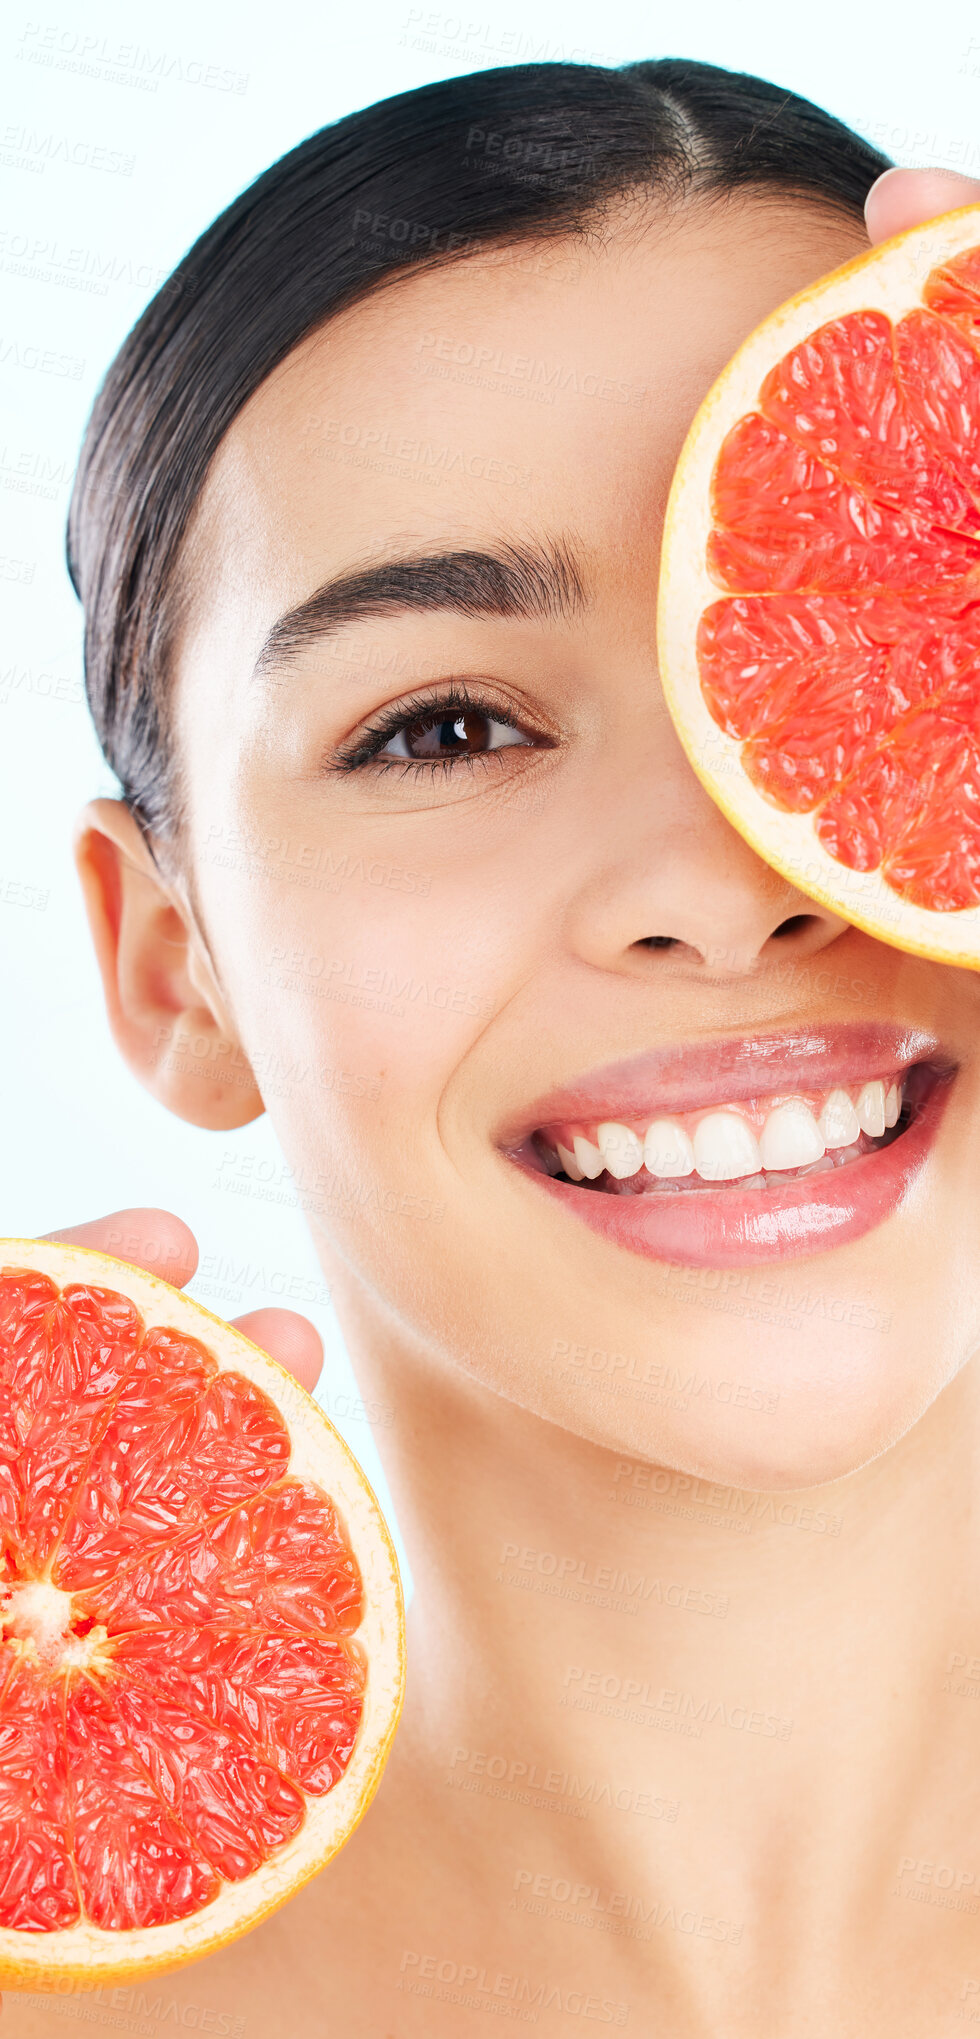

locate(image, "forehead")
[[188, 198, 866, 625]]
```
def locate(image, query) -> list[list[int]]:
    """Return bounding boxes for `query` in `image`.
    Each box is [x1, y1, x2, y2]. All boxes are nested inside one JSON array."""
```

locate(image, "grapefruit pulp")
[[657, 203, 980, 967], [0, 1237, 405, 1988]]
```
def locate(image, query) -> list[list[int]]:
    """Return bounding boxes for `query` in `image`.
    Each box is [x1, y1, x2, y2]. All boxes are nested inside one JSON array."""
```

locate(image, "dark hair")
[[66, 57, 891, 846]]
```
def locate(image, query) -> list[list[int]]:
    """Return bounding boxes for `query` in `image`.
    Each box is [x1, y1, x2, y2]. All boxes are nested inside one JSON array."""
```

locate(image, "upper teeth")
[[546, 1075, 904, 1184], [758, 1099, 826, 1172], [568, 1134, 604, 1180], [819, 1088, 861, 1147], [694, 1111, 762, 1182], [596, 1122, 645, 1179], [644, 1120, 697, 1178]]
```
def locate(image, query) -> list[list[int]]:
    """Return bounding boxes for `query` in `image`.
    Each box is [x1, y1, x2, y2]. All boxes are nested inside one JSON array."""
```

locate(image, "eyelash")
[[328, 681, 542, 777]]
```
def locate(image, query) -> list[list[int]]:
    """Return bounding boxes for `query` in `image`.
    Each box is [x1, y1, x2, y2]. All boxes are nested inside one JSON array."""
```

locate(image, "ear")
[[73, 797, 264, 1130]]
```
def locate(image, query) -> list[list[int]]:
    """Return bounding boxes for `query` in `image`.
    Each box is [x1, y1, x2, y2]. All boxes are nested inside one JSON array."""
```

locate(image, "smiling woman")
[[40, 53, 980, 2039]]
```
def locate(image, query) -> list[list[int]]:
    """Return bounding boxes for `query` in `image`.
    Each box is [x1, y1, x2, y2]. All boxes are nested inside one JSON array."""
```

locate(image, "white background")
[[0, 0, 974, 1589]]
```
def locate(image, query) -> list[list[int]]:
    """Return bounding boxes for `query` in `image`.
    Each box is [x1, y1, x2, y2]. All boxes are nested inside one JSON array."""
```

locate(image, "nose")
[[567, 725, 850, 979]]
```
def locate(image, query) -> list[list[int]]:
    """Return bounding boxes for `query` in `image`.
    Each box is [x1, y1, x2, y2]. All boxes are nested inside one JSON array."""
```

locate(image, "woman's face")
[[168, 194, 980, 1488]]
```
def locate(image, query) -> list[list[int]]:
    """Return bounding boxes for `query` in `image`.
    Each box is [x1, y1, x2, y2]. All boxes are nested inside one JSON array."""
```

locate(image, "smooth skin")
[[11, 166, 980, 2037]]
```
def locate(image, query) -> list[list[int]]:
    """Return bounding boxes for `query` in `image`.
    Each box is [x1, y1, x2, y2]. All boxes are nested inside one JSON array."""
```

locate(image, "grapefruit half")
[[657, 203, 980, 968], [0, 1237, 405, 1989]]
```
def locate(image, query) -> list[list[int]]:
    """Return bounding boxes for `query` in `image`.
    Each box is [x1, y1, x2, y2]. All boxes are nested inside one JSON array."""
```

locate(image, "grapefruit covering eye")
[[0, 1238, 405, 1989], [656, 203, 980, 967]]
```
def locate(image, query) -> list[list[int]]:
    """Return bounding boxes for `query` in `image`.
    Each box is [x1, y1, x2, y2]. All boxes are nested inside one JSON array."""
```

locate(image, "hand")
[[865, 164, 980, 244], [41, 1206, 324, 1393]]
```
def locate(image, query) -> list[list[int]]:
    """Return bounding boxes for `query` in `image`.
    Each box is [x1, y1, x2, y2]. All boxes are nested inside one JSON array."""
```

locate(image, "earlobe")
[[72, 797, 264, 1131]]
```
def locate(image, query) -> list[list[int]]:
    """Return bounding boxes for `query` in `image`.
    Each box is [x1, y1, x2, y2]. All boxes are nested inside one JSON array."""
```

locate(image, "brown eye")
[[379, 705, 531, 762], [399, 709, 489, 758]]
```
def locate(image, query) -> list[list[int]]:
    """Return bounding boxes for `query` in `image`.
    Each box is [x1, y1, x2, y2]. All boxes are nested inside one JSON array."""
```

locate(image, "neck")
[[323, 1249, 980, 2002]]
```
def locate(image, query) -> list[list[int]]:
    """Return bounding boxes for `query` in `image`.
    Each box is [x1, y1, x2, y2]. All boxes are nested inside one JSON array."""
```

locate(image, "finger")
[[38, 1219, 324, 1388], [41, 1208, 199, 1287], [231, 1307, 324, 1395], [865, 165, 980, 244]]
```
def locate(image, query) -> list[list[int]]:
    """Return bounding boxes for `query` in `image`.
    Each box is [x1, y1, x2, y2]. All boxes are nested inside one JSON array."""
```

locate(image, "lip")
[[499, 1023, 957, 1268], [499, 1022, 945, 1142]]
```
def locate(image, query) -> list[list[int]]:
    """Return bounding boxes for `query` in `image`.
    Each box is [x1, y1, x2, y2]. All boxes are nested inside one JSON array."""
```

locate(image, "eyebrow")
[[251, 534, 588, 679]]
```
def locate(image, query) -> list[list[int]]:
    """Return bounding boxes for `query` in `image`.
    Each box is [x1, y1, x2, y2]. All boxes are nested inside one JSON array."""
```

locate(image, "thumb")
[[230, 1307, 324, 1395], [865, 164, 980, 244]]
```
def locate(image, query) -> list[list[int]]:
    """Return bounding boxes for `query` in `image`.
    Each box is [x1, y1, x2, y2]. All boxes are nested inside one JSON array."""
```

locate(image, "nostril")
[[638, 936, 678, 950], [770, 914, 819, 940]]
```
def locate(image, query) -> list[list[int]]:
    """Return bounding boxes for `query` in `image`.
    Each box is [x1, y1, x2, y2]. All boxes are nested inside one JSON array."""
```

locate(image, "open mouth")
[[501, 1031, 955, 1266], [525, 1064, 933, 1198]]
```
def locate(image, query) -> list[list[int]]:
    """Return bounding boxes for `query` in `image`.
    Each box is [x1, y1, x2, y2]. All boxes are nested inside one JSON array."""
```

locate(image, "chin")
[[540, 1289, 968, 1495]]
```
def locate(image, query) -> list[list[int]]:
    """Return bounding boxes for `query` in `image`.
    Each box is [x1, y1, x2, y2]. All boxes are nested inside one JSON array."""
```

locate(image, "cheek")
[[201, 843, 516, 1183]]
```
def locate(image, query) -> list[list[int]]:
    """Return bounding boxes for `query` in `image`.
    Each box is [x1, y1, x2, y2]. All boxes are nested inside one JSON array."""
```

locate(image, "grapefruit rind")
[[0, 1236, 406, 1990], [656, 201, 980, 971]]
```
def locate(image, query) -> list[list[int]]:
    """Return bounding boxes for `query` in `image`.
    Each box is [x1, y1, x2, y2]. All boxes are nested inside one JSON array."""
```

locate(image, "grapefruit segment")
[[67, 1677, 221, 1931], [657, 203, 980, 964], [0, 1238, 405, 1987], [114, 1628, 363, 1793], [104, 1678, 307, 1883], [896, 310, 980, 495], [0, 1663, 76, 1931], [53, 1329, 291, 1582], [923, 242, 980, 338], [76, 1480, 364, 1635], [757, 310, 980, 529], [707, 411, 980, 594]]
